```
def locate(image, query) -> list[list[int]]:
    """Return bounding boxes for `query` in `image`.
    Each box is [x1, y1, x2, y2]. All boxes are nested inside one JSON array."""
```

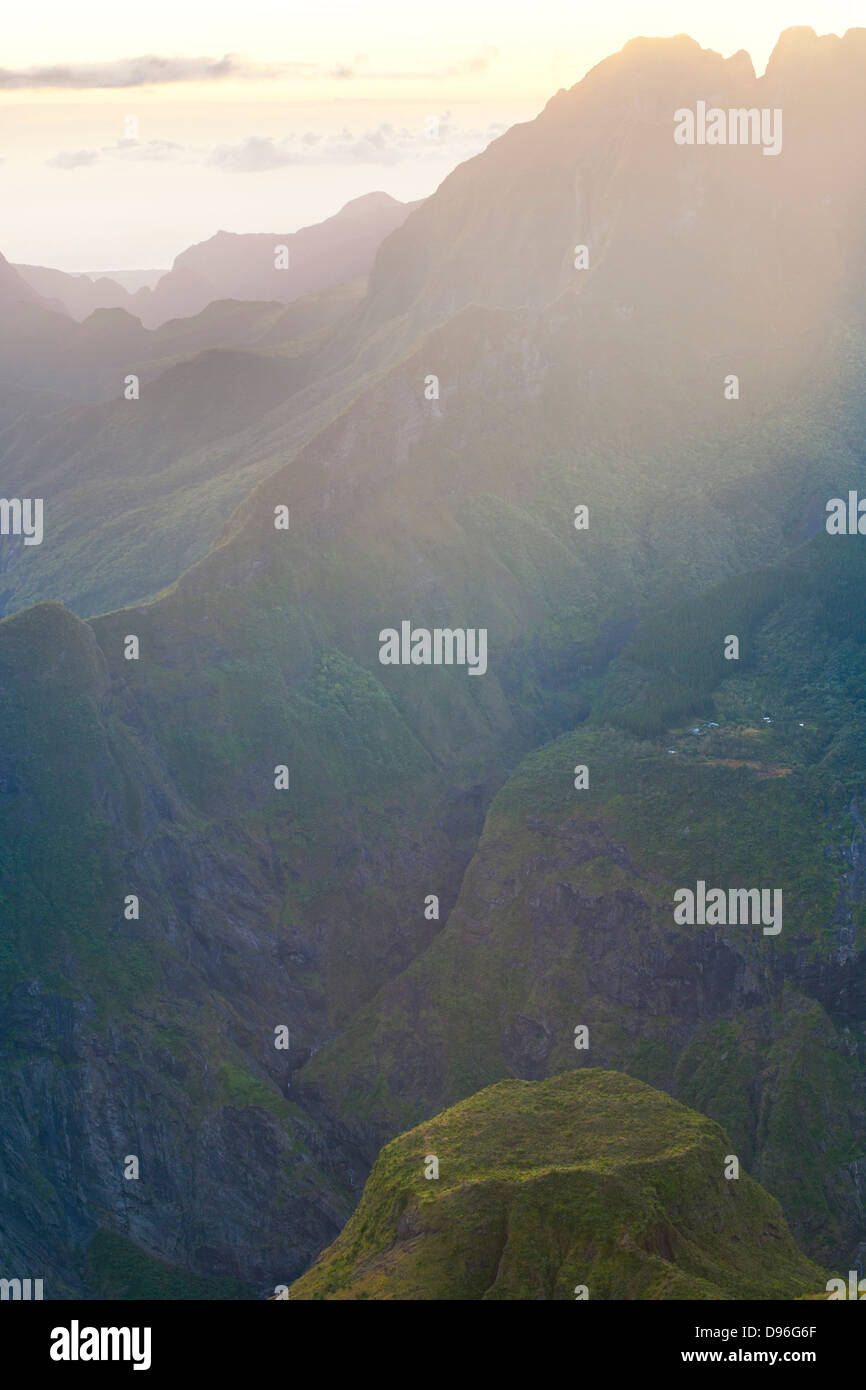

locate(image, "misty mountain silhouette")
[[14, 192, 418, 329]]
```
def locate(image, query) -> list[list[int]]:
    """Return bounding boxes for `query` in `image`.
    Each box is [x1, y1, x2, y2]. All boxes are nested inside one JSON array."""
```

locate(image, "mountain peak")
[[765, 24, 866, 84], [336, 191, 401, 216], [289, 1071, 827, 1300], [545, 30, 756, 114], [0, 251, 58, 310]]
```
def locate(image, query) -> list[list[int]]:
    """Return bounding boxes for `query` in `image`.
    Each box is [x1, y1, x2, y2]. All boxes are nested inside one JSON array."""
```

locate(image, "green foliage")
[[86, 1231, 247, 1300], [217, 1061, 284, 1116], [290, 1072, 827, 1300]]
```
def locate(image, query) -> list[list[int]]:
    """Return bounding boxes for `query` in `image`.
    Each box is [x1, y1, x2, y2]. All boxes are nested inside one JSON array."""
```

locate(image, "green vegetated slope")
[[290, 1071, 827, 1300], [85, 1232, 249, 1301], [0, 600, 393, 1294], [0, 282, 375, 619], [0, 196, 412, 621], [303, 535, 866, 1264], [2, 27, 866, 1296]]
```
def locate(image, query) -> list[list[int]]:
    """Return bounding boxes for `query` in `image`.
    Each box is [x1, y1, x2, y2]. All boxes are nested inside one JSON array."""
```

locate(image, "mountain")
[[354, 30, 866, 350], [0, 251, 64, 313], [0, 196, 417, 620], [289, 1071, 826, 1299], [11, 20, 866, 624], [301, 535, 866, 1266], [13, 194, 417, 329], [14, 264, 137, 319], [124, 192, 418, 330], [84, 269, 166, 293], [0, 279, 372, 617], [2, 26, 866, 1299]]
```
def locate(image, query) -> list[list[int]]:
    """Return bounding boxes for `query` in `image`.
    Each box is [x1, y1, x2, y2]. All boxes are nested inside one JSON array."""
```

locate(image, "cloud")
[[207, 118, 508, 172], [47, 149, 100, 169], [0, 48, 499, 91], [0, 54, 305, 90], [113, 138, 186, 162], [207, 137, 292, 173], [45, 139, 185, 169], [327, 47, 500, 81], [446, 47, 501, 77], [47, 116, 509, 174]]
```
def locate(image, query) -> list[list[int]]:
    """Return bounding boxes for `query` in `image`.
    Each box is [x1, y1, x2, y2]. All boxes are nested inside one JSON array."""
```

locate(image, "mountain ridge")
[[13, 192, 420, 330]]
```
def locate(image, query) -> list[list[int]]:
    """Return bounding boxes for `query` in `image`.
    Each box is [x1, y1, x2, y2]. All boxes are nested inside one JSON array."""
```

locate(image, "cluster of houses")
[[667, 720, 721, 753], [666, 713, 806, 755]]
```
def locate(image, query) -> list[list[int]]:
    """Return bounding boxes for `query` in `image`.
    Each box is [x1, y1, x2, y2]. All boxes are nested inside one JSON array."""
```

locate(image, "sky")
[[2, 0, 864, 271]]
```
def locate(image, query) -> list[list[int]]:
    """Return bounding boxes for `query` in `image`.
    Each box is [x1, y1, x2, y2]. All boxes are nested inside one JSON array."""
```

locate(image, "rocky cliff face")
[[0, 602, 490, 1293]]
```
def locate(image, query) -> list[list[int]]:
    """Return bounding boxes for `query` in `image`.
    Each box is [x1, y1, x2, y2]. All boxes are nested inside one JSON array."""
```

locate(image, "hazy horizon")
[[3, 0, 865, 269]]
